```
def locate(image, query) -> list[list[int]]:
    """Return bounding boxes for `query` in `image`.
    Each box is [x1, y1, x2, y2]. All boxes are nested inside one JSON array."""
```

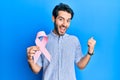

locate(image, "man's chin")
[[59, 32, 65, 36]]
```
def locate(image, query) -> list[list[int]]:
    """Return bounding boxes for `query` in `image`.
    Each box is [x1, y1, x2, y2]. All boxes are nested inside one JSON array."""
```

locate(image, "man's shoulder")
[[66, 33, 78, 39], [66, 34, 79, 42]]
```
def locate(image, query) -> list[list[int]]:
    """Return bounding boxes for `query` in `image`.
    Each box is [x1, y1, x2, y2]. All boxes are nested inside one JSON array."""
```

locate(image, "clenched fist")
[[87, 37, 96, 54]]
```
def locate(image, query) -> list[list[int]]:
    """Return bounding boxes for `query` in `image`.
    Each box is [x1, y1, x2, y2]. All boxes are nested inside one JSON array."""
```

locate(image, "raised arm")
[[77, 37, 96, 69]]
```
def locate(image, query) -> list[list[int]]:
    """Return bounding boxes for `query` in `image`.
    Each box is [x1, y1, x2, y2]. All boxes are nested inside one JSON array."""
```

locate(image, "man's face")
[[53, 11, 71, 36]]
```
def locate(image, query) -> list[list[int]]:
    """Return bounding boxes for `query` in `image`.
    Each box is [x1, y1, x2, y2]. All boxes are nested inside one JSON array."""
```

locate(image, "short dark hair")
[[52, 3, 74, 19]]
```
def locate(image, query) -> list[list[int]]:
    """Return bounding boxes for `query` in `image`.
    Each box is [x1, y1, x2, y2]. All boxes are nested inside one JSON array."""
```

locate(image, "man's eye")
[[59, 18, 63, 21], [67, 19, 71, 23], [67, 20, 71, 23]]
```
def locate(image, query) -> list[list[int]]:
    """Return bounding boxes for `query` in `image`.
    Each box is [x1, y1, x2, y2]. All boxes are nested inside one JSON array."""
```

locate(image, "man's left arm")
[[77, 37, 96, 69]]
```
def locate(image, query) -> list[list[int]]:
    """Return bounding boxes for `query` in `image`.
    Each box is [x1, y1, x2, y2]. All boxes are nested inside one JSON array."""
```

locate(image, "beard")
[[54, 22, 60, 36], [54, 22, 67, 36]]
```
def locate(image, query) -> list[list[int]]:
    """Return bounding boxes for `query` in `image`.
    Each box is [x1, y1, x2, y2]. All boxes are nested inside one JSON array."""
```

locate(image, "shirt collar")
[[50, 31, 67, 38]]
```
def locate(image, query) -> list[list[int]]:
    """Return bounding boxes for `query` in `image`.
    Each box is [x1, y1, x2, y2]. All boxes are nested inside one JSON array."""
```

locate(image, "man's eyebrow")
[[57, 16, 64, 19], [58, 16, 71, 20]]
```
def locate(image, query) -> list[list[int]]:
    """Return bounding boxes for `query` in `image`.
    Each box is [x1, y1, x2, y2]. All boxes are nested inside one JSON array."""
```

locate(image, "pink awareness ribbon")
[[33, 31, 51, 63]]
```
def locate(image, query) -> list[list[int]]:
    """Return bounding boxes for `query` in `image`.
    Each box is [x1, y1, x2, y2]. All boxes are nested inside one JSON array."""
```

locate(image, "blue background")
[[0, 0, 120, 80]]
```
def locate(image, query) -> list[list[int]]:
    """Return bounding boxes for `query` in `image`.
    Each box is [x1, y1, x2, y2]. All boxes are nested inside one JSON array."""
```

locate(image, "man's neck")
[[53, 30, 60, 36]]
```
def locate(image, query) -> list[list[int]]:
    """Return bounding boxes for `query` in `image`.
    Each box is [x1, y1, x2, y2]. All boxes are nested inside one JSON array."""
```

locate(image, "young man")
[[27, 3, 96, 80]]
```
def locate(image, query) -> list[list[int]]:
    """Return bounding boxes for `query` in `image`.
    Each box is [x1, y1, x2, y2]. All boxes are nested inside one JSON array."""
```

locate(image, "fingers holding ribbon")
[[27, 46, 40, 60]]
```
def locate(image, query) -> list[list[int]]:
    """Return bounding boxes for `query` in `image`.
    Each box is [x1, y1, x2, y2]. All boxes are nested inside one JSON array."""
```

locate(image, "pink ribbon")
[[33, 31, 51, 63]]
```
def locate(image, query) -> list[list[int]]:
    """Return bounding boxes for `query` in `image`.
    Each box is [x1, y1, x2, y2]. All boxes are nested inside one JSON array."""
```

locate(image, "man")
[[27, 3, 96, 80]]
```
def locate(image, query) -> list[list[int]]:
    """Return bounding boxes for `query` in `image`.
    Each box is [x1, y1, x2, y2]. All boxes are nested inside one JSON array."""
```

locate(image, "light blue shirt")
[[37, 31, 83, 80]]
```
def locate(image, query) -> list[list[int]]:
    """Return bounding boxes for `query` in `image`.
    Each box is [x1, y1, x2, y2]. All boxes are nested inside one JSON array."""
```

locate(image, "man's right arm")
[[27, 46, 42, 74]]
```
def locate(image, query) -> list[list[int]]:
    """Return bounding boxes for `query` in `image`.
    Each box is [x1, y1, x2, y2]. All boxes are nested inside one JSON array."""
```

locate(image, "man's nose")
[[63, 21, 67, 27]]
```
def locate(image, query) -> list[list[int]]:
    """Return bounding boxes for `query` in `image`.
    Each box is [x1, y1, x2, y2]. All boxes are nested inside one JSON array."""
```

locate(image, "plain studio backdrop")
[[0, 0, 120, 80]]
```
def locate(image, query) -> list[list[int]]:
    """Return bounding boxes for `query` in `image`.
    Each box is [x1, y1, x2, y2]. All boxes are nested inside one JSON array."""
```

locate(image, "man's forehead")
[[58, 11, 71, 19]]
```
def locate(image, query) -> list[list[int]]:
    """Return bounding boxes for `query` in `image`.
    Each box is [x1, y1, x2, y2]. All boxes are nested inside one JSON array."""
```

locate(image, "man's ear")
[[52, 16, 55, 22]]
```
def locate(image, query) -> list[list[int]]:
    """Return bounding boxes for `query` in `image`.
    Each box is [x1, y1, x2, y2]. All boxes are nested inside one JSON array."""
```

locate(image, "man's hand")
[[87, 37, 96, 54], [27, 46, 41, 74], [27, 46, 40, 63]]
